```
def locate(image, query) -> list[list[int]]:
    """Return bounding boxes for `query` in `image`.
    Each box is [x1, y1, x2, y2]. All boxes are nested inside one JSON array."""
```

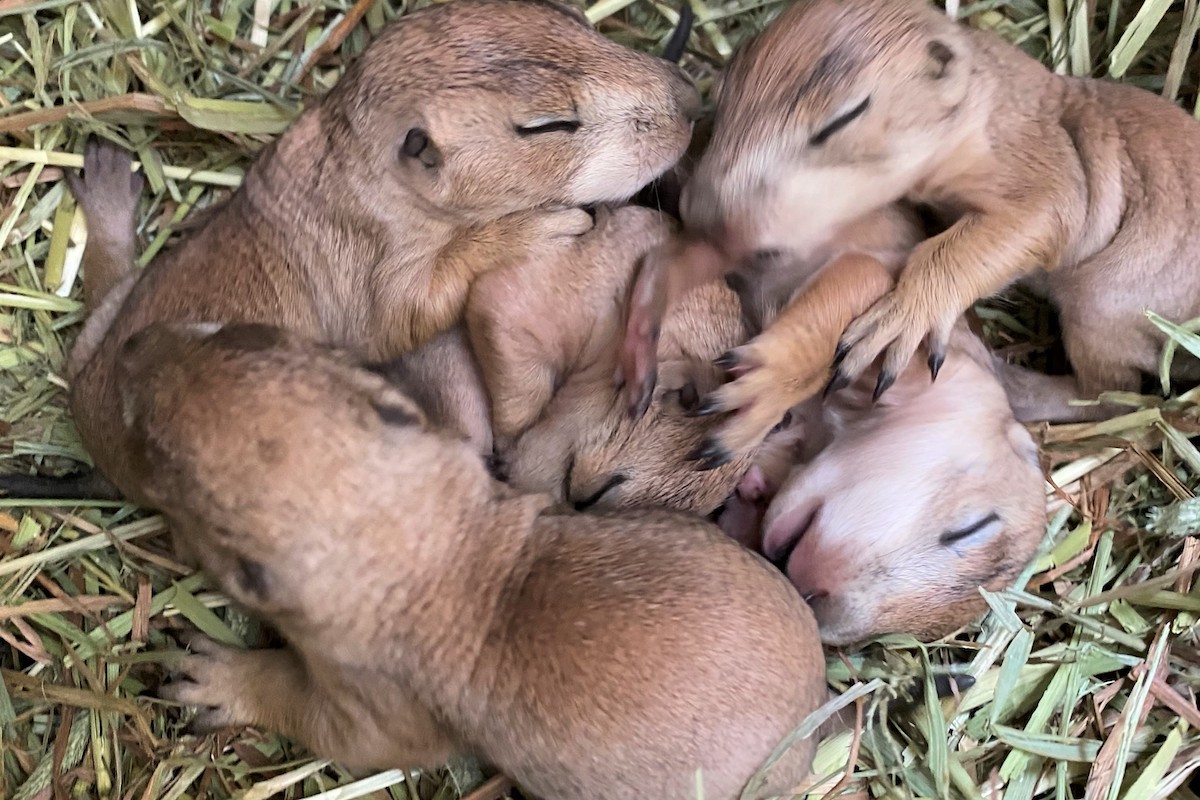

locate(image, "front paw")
[[829, 292, 953, 400], [157, 634, 250, 734], [686, 339, 816, 469]]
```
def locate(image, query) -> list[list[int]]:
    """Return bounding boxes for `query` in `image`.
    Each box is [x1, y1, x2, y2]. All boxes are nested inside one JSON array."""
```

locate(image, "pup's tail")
[[661, 2, 694, 63], [63, 136, 145, 312], [0, 469, 123, 501]]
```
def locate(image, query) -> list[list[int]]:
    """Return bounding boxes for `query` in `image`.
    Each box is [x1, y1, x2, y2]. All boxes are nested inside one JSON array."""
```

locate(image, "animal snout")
[[678, 187, 754, 262], [665, 65, 703, 123]]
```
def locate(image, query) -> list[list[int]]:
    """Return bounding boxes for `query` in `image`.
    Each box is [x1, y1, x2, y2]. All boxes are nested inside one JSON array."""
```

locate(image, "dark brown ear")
[[926, 40, 955, 79], [367, 381, 430, 430], [117, 321, 222, 384], [400, 127, 442, 169], [209, 323, 289, 353]]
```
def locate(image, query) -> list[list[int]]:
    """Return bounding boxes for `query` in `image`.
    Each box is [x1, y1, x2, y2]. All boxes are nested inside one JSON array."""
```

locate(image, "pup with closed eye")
[[721, 319, 1046, 646], [675, 0, 1200, 421], [467, 203, 788, 515], [118, 321, 827, 800], [52, 0, 699, 509], [334, 201, 808, 516]]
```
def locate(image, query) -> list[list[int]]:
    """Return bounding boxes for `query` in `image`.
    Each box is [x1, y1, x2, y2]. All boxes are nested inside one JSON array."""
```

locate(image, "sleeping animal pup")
[[117, 321, 827, 800]]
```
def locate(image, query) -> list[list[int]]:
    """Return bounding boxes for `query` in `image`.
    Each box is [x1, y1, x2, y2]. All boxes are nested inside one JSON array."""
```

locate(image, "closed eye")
[[939, 511, 1001, 547], [516, 118, 582, 136], [665, 382, 700, 413], [573, 473, 629, 512], [809, 96, 870, 147]]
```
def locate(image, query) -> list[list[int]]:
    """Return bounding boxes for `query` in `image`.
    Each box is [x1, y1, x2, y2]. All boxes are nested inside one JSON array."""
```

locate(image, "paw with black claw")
[[687, 336, 826, 465], [687, 438, 732, 471], [830, 291, 956, 401]]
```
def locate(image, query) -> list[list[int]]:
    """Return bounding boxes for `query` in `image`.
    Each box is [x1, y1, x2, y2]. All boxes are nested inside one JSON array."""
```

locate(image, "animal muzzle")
[[677, 178, 757, 263]]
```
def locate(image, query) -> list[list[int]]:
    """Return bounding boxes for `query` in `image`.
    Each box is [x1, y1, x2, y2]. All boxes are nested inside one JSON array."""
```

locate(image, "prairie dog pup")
[[469, 205, 760, 514], [756, 325, 1046, 646], [120, 323, 826, 800], [65, 0, 698, 507], [681, 0, 1200, 415]]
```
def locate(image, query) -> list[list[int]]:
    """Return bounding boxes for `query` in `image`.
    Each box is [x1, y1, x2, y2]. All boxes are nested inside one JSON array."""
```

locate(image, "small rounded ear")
[[1006, 420, 1041, 470], [209, 323, 288, 353], [926, 40, 955, 80], [368, 382, 430, 429], [233, 556, 272, 604], [116, 322, 223, 391], [400, 127, 442, 169]]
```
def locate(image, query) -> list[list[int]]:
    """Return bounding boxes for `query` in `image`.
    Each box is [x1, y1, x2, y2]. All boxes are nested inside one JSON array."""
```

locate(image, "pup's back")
[[475, 506, 824, 799], [116, 322, 827, 800]]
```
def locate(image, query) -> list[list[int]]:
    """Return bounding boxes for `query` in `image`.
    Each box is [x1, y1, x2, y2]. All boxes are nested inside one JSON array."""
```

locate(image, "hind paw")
[[64, 136, 144, 216]]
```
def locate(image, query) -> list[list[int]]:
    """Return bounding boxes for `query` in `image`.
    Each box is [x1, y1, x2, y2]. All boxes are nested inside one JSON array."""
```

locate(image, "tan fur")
[[467, 205, 758, 513], [697, 252, 896, 458], [617, 201, 923, 443], [365, 325, 494, 458], [64, 0, 698, 507], [681, 0, 1200, 419], [120, 323, 825, 800], [758, 324, 1046, 646]]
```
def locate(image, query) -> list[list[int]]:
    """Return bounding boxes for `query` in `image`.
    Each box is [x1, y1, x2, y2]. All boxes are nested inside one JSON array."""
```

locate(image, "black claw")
[[687, 396, 723, 417], [833, 339, 852, 366], [932, 673, 976, 698], [822, 369, 850, 399], [687, 440, 732, 470], [873, 370, 895, 402], [928, 350, 945, 382], [714, 350, 739, 370]]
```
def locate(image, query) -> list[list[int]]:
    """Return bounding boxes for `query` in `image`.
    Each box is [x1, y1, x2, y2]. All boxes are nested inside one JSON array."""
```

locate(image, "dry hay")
[[1, 0, 1198, 798]]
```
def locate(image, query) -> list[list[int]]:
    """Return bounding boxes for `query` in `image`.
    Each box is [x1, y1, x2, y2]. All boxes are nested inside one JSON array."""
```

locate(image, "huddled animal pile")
[[13, 0, 1200, 796]]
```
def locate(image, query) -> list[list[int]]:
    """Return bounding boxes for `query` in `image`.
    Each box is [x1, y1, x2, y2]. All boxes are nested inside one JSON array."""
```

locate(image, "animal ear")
[[400, 127, 442, 169], [233, 556, 273, 604], [926, 40, 955, 79], [1006, 420, 1041, 469], [368, 381, 430, 429], [209, 323, 288, 353]]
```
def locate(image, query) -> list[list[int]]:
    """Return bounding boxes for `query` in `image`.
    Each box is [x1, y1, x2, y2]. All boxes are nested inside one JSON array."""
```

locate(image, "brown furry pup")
[[117, 322, 826, 800], [61, 0, 698, 507], [676, 0, 1200, 420], [357, 203, 799, 515], [468, 204, 764, 513]]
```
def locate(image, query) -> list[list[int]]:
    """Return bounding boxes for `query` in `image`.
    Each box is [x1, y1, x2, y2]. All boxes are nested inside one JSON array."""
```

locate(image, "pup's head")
[[115, 322, 490, 626], [760, 331, 1046, 646], [326, 0, 700, 219], [506, 282, 755, 514], [680, 0, 972, 259]]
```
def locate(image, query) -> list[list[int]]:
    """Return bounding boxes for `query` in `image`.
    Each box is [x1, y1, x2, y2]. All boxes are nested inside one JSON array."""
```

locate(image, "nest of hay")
[[1, 0, 1198, 798]]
